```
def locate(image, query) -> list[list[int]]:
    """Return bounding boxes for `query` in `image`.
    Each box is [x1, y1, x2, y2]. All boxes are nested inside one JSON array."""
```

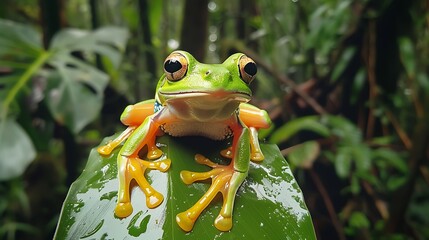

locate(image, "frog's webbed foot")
[[250, 150, 264, 162], [221, 145, 264, 162], [146, 141, 163, 160], [115, 156, 171, 218], [176, 154, 247, 232], [220, 147, 233, 159], [97, 144, 114, 156]]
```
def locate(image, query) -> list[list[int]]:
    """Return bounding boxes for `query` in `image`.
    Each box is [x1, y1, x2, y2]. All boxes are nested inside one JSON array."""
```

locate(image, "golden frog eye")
[[163, 52, 188, 81], [238, 55, 257, 84]]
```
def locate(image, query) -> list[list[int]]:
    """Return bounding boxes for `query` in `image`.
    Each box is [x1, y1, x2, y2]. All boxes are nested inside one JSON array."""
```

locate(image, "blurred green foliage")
[[0, 0, 428, 239]]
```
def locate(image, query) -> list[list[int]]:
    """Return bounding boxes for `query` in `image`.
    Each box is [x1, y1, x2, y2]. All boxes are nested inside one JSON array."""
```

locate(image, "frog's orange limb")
[[97, 100, 164, 158], [120, 100, 155, 126], [122, 100, 164, 159], [238, 103, 271, 129], [97, 126, 135, 155], [115, 111, 175, 218], [177, 162, 231, 231], [147, 138, 163, 160], [220, 126, 264, 161], [177, 119, 250, 232], [115, 156, 171, 217], [220, 147, 232, 159], [98, 125, 163, 159], [249, 127, 264, 161], [220, 104, 270, 161], [220, 103, 271, 162]]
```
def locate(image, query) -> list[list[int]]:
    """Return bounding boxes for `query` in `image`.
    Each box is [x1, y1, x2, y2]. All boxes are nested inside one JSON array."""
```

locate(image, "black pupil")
[[164, 59, 182, 73], [244, 62, 257, 76]]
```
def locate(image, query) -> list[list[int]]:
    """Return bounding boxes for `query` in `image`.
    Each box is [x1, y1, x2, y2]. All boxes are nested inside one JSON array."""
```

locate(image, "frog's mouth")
[[159, 91, 251, 103]]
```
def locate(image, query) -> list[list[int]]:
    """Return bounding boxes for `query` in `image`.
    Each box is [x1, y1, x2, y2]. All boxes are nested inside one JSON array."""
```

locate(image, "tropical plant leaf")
[[0, 19, 129, 134], [0, 19, 47, 121], [334, 146, 352, 179], [44, 64, 109, 134], [45, 27, 129, 133], [331, 46, 356, 83], [50, 26, 129, 68], [54, 135, 316, 239], [372, 148, 407, 173], [285, 140, 320, 169], [0, 119, 36, 180], [0, 19, 42, 58], [398, 37, 416, 79], [323, 115, 362, 144], [270, 115, 330, 144]]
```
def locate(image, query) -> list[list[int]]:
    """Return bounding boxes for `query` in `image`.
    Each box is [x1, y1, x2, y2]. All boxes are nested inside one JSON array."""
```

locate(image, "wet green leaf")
[[55, 135, 316, 239], [0, 119, 36, 180]]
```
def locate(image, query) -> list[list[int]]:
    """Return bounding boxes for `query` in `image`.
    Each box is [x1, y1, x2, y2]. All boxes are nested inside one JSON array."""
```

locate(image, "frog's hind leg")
[[177, 156, 248, 232], [177, 126, 251, 232], [177, 155, 233, 231]]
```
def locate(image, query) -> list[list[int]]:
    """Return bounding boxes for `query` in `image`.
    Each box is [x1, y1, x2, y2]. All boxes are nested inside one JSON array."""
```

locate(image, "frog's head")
[[156, 50, 257, 106]]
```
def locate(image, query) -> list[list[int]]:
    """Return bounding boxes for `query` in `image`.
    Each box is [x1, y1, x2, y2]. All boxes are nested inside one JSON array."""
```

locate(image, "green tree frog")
[[98, 51, 271, 232]]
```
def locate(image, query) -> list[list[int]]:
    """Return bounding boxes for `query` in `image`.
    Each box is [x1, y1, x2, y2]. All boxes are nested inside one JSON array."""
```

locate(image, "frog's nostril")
[[205, 70, 211, 76]]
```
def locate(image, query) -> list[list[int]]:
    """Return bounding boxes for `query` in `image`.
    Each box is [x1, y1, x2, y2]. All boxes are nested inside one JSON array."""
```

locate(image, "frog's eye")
[[164, 52, 188, 81], [238, 55, 257, 84]]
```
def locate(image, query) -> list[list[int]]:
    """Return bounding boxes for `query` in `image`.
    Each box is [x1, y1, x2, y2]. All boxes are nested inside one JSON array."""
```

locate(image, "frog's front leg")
[[221, 126, 264, 161], [97, 99, 163, 158], [97, 126, 135, 155], [176, 120, 250, 232], [115, 116, 171, 218], [221, 104, 271, 162]]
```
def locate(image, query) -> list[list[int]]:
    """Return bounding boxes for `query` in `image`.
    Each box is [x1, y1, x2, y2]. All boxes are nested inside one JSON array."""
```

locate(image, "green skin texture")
[[117, 51, 256, 231]]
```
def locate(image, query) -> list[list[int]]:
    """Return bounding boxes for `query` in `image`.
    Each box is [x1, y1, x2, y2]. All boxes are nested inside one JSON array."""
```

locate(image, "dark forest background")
[[0, 0, 428, 239]]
